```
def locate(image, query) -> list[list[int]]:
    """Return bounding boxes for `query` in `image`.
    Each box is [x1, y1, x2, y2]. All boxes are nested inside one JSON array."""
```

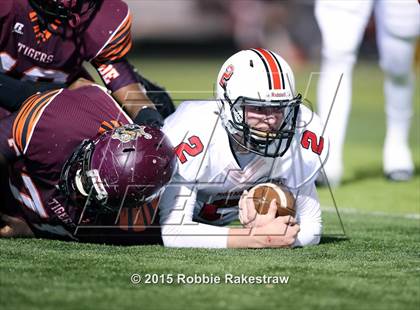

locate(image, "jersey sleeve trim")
[[12, 89, 63, 154], [91, 10, 133, 64]]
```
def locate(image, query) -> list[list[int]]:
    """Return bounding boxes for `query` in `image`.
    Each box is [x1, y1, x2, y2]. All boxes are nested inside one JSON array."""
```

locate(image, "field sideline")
[[1, 58, 419, 309]]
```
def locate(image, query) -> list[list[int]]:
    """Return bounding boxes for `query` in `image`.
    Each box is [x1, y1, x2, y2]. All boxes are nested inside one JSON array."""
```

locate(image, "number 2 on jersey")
[[174, 136, 204, 164], [301, 130, 324, 155]]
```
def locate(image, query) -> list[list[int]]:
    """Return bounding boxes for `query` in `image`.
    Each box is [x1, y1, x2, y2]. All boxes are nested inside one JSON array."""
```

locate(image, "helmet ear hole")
[[122, 147, 136, 153]]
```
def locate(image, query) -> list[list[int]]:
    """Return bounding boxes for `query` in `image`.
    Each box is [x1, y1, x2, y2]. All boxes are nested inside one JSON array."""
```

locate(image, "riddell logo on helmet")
[[271, 92, 289, 98]]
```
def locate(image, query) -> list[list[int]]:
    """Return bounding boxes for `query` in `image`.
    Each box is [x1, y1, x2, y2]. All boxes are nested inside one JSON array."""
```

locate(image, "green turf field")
[[1, 58, 419, 310]]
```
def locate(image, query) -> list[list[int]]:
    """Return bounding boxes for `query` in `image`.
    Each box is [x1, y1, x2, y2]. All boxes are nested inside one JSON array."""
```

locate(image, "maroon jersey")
[[4, 85, 162, 244], [0, 0, 136, 91]]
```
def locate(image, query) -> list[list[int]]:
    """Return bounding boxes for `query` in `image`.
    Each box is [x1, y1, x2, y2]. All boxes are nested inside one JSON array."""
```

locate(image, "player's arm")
[[228, 222, 299, 248], [111, 77, 161, 125], [94, 62, 166, 128], [90, 9, 167, 126], [0, 2, 61, 111], [92, 59, 154, 116], [0, 73, 65, 112], [292, 182, 323, 247], [94, 59, 174, 126], [158, 184, 299, 248], [158, 184, 230, 248]]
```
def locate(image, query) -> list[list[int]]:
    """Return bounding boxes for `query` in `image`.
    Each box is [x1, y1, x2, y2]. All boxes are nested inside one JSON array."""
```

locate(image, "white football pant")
[[315, 0, 419, 185]]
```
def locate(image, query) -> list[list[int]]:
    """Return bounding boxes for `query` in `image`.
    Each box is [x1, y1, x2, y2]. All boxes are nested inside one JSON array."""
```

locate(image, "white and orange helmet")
[[216, 49, 301, 157]]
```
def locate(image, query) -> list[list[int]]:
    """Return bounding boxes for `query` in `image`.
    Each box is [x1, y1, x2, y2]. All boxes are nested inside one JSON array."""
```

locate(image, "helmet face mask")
[[59, 124, 176, 214], [217, 49, 302, 158], [59, 139, 113, 213], [225, 94, 301, 157], [28, 0, 100, 28]]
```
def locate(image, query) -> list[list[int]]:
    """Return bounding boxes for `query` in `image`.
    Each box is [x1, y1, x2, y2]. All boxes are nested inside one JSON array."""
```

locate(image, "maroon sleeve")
[[83, 0, 136, 91], [94, 58, 138, 92], [84, 1, 131, 59], [90, 10, 133, 65]]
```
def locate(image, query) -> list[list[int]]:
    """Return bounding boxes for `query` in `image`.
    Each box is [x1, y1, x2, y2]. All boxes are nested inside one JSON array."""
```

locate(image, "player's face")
[[244, 105, 284, 133]]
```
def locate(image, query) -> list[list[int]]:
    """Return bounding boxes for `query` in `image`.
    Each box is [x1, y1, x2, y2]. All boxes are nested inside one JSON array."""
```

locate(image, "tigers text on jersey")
[[0, 0, 133, 90], [158, 100, 328, 248]]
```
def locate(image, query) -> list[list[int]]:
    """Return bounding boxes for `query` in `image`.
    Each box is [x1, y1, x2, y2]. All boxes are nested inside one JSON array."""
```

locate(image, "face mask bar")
[[59, 139, 114, 213], [224, 94, 301, 157]]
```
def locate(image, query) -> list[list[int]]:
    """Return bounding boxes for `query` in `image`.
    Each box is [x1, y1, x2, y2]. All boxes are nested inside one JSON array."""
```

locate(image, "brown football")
[[248, 183, 296, 217]]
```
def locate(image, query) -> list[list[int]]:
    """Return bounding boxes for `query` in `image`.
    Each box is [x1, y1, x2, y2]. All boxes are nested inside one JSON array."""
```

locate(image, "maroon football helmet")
[[60, 124, 177, 213], [29, 0, 100, 28]]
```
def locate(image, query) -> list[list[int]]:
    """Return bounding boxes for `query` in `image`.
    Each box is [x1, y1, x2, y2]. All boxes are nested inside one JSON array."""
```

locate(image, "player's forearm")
[[227, 227, 266, 248], [0, 73, 65, 111], [162, 224, 274, 249], [227, 227, 290, 248], [94, 58, 152, 115], [161, 222, 229, 248], [112, 83, 155, 119], [229, 216, 301, 248], [161, 219, 299, 249]]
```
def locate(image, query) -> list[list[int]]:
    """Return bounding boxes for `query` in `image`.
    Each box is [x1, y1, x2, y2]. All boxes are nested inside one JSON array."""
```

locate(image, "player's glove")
[[133, 107, 164, 128]]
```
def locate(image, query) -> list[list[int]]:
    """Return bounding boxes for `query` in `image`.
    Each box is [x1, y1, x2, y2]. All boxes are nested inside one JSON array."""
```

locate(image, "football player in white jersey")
[[315, 0, 419, 185], [158, 49, 328, 248]]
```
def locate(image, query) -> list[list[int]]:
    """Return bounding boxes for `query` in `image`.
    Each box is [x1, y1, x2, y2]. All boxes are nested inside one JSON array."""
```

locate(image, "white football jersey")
[[158, 100, 328, 248]]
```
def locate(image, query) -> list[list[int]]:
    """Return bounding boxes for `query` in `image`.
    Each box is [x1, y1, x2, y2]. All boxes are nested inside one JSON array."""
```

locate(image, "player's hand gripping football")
[[238, 185, 299, 247], [253, 216, 300, 248], [239, 190, 278, 228], [239, 188, 296, 228]]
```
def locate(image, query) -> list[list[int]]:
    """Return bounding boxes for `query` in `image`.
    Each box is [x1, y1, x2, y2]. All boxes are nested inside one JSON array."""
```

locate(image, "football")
[[248, 183, 296, 217]]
